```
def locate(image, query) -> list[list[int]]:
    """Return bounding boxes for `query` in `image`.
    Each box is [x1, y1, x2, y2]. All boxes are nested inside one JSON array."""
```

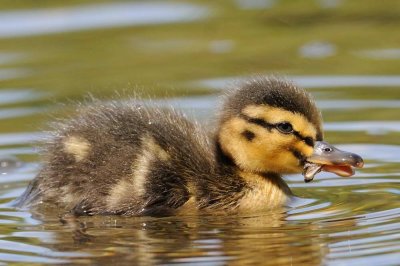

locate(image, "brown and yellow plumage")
[[15, 77, 360, 216]]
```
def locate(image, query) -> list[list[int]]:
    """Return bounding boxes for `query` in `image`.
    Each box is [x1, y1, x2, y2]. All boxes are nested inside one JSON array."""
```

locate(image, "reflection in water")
[[234, 0, 276, 10], [299, 41, 337, 59], [0, 139, 398, 264], [0, 132, 44, 146], [318, 100, 400, 109], [324, 121, 400, 134], [0, 2, 208, 38], [318, 0, 342, 9], [354, 49, 400, 60], [0, 155, 21, 174], [0, 52, 23, 65], [0, 107, 44, 120], [141, 96, 400, 111], [0, 89, 45, 105], [0, 90, 399, 265], [336, 144, 400, 163], [0, 69, 28, 80], [194, 75, 400, 89], [20, 211, 333, 265]]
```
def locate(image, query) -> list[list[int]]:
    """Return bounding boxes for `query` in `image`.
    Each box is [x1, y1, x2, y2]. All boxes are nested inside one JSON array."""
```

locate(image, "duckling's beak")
[[303, 141, 364, 182]]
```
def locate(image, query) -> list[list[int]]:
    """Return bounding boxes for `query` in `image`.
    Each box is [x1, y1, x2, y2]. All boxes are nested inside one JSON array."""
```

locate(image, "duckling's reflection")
[[31, 208, 359, 266]]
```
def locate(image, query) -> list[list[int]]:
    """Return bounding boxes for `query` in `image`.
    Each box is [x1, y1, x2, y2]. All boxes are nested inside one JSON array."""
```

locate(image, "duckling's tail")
[[12, 177, 41, 209]]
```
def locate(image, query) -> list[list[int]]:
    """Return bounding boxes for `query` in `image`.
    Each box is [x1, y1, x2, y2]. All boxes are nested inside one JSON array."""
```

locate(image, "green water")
[[0, 1, 399, 265]]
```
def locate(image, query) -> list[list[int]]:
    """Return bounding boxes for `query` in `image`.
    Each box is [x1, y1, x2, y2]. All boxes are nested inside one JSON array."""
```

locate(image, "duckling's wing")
[[17, 100, 216, 216]]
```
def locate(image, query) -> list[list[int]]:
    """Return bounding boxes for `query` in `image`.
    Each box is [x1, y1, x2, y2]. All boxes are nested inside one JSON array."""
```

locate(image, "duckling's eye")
[[276, 122, 293, 134]]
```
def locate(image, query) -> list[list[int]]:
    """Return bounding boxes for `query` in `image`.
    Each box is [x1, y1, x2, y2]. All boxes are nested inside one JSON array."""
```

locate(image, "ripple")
[[0, 162, 38, 184], [318, 100, 400, 109], [299, 41, 337, 59], [11, 231, 55, 243], [318, 0, 342, 8], [287, 208, 346, 221], [0, 107, 45, 120], [0, 132, 44, 146], [0, 53, 23, 65], [331, 235, 400, 251], [0, 188, 27, 200], [354, 48, 400, 60], [358, 208, 400, 226], [0, 155, 21, 174], [330, 222, 400, 237], [0, 147, 36, 156], [192, 75, 400, 89], [0, 209, 41, 225], [0, 89, 46, 105], [0, 253, 68, 264], [324, 121, 400, 134], [0, 69, 28, 81], [0, 239, 89, 259], [328, 253, 400, 266], [234, 0, 276, 10], [336, 144, 400, 163], [139, 96, 400, 122], [291, 178, 400, 188], [0, 2, 208, 38], [288, 201, 331, 215]]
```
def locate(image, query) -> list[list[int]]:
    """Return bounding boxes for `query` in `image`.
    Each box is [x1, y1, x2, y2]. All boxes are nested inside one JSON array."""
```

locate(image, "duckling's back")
[[17, 100, 225, 216]]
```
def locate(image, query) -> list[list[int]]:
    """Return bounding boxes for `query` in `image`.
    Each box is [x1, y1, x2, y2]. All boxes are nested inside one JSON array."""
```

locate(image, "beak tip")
[[352, 155, 364, 168]]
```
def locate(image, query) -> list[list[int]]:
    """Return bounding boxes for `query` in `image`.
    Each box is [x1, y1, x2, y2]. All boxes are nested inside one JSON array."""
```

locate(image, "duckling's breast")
[[237, 172, 291, 212]]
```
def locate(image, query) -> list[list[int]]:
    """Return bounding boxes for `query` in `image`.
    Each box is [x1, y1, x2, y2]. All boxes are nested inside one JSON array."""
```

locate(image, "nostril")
[[351, 154, 364, 168], [355, 158, 364, 168], [356, 161, 364, 168]]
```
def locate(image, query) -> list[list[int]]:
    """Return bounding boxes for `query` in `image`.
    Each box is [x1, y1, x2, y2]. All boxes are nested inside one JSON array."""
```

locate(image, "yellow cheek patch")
[[242, 105, 317, 140], [219, 117, 265, 171], [219, 103, 321, 174], [219, 118, 305, 173], [293, 141, 314, 157]]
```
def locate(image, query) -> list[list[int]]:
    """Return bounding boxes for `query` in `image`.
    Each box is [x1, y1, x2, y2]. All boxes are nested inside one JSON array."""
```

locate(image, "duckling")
[[16, 77, 363, 216]]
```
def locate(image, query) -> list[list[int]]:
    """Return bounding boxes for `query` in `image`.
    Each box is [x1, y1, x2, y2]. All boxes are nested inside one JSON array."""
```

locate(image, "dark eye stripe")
[[240, 113, 315, 147], [292, 132, 315, 147], [304, 137, 315, 147], [239, 114, 274, 131], [290, 148, 307, 166]]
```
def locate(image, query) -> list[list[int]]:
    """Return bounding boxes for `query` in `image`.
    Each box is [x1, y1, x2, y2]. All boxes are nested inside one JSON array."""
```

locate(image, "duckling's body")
[[17, 77, 327, 216], [20, 103, 290, 216]]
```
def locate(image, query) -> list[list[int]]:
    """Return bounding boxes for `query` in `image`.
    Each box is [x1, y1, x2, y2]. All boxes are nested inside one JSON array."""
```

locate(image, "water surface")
[[0, 1, 399, 265]]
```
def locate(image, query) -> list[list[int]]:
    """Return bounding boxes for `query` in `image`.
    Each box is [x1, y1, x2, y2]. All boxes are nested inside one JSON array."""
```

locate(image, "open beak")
[[303, 141, 364, 182]]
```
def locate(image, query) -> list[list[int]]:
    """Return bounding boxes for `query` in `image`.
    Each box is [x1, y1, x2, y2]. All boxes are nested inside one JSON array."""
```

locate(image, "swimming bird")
[[16, 77, 363, 216]]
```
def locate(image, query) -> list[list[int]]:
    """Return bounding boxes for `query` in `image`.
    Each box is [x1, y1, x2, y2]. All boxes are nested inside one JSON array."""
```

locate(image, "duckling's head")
[[217, 77, 362, 178]]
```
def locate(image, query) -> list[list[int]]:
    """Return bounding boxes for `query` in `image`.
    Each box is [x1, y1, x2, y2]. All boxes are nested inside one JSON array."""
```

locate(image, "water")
[[0, 1, 399, 265], [0, 2, 207, 38]]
